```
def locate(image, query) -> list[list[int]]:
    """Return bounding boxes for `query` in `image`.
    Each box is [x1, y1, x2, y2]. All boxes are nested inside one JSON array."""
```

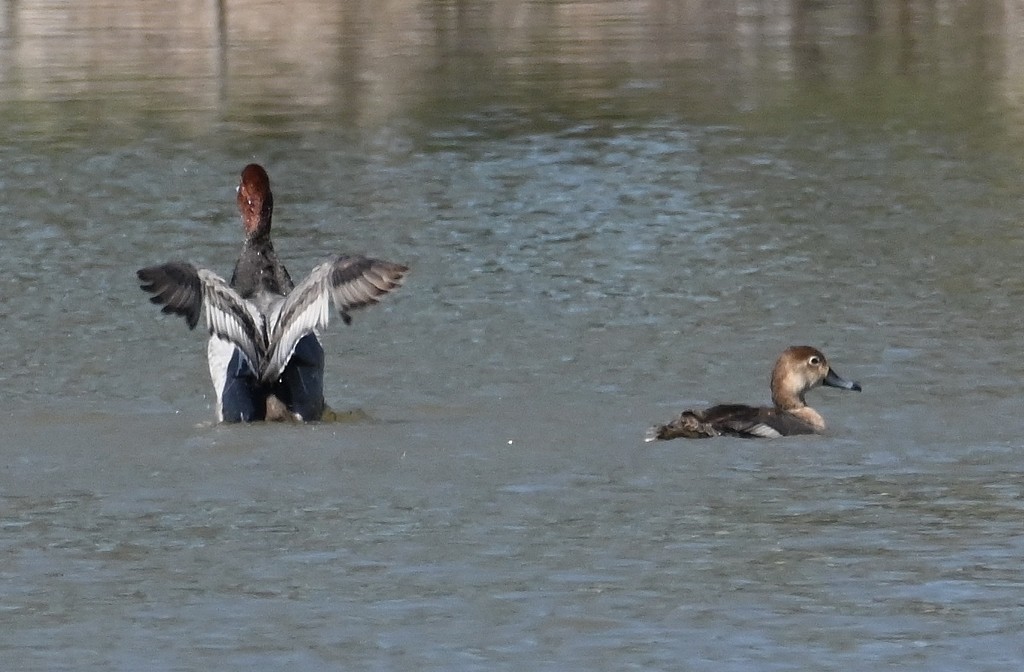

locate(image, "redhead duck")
[[645, 346, 861, 440], [138, 164, 408, 422]]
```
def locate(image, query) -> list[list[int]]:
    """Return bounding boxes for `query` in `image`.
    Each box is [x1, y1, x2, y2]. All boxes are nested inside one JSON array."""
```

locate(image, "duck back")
[[646, 404, 820, 440]]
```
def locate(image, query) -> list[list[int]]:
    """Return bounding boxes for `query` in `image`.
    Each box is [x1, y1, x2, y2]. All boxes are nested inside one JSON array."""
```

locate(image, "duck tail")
[[643, 424, 664, 443], [645, 411, 716, 441]]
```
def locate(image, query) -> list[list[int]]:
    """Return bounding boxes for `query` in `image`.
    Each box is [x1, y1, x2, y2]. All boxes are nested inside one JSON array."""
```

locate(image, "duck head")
[[237, 163, 274, 238], [770, 345, 861, 412]]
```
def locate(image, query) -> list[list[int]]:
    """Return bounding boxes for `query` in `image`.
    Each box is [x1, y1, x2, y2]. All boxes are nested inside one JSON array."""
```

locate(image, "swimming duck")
[[645, 345, 861, 440], [138, 163, 408, 422]]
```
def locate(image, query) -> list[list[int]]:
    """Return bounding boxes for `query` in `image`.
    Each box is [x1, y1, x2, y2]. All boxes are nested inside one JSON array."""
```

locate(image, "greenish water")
[[2, 2, 1024, 670]]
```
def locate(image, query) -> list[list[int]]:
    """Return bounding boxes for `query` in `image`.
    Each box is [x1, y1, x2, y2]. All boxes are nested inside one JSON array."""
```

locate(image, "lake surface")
[[2, 1, 1024, 670]]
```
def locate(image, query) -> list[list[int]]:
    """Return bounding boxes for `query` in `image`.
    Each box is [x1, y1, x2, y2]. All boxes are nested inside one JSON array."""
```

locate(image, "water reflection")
[[0, 1, 1021, 137], [3, 2, 1024, 671]]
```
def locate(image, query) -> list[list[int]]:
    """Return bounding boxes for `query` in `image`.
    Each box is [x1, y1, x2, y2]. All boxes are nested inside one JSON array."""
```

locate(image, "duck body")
[[207, 325, 325, 422], [139, 164, 408, 422], [647, 403, 825, 440], [646, 346, 861, 441]]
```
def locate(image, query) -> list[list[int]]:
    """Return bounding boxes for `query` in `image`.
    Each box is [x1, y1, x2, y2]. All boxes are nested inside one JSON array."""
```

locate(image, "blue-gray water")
[[2, 2, 1024, 670]]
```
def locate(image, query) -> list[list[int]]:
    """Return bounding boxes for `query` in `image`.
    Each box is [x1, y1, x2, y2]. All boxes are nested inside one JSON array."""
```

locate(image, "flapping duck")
[[138, 164, 408, 422], [645, 346, 861, 440]]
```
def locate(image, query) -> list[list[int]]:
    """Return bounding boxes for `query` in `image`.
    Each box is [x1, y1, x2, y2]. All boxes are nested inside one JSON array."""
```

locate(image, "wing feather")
[[138, 262, 266, 373], [196, 269, 266, 374], [138, 262, 204, 329], [261, 255, 408, 383]]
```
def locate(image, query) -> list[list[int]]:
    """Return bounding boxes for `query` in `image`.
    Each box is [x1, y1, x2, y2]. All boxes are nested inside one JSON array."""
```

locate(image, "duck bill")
[[823, 368, 861, 392]]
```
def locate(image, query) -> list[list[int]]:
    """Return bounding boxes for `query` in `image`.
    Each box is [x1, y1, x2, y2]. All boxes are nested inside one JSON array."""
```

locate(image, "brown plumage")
[[645, 346, 861, 441], [137, 163, 408, 422]]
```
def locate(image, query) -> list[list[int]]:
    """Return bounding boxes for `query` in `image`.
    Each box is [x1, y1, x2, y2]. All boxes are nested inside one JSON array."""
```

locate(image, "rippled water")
[[2, 2, 1024, 670]]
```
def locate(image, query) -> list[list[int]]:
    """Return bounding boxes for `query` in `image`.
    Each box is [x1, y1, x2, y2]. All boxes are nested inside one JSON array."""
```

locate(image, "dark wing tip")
[[327, 256, 408, 320], [330, 256, 408, 287], [137, 261, 203, 330]]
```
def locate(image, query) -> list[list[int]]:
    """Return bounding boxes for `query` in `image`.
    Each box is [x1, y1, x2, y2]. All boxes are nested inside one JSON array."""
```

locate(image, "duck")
[[137, 163, 408, 422], [645, 345, 861, 440]]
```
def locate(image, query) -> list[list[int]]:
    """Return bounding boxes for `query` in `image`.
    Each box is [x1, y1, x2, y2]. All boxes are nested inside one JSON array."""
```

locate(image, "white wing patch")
[[262, 263, 334, 383], [143, 256, 407, 388], [196, 269, 267, 374], [261, 257, 408, 383], [746, 424, 783, 439]]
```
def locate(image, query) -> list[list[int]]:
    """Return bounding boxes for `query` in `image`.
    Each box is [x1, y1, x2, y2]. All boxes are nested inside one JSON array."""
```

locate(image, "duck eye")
[[808, 356, 820, 365]]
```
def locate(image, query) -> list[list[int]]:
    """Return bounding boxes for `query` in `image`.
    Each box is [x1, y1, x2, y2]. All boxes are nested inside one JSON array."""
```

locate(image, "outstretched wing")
[[138, 261, 204, 329], [137, 262, 266, 373], [262, 255, 408, 383]]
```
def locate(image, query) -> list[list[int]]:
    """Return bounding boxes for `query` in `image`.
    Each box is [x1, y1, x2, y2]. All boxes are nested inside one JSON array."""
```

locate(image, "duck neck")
[[771, 387, 805, 413], [787, 405, 826, 431], [771, 388, 825, 431], [242, 228, 274, 256], [231, 217, 289, 297], [244, 211, 273, 247]]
